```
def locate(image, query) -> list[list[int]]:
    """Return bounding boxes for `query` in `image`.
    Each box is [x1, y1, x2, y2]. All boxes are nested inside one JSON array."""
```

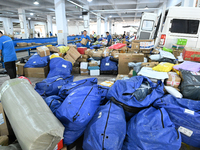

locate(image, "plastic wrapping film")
[[0, 143, 22, 150], [0, 79, 64, 150]]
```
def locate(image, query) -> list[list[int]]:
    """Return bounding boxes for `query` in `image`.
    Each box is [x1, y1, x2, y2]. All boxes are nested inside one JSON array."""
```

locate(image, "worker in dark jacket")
[[106, 32, 112, 47], [0, 31, 17, 79]]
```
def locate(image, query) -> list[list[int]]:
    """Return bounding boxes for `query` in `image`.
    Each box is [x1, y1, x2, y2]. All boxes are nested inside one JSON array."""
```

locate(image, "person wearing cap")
[[0, 31, 17, 79], [81, 30, 91, 48]]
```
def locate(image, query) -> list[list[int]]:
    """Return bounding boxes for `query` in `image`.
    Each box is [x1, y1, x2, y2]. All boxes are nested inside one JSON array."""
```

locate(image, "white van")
[[158, 7, 200, 48], [136, 13, 158, 40]]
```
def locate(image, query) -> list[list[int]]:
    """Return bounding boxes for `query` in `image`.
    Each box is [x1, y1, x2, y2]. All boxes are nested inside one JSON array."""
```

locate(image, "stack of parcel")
[[1, 38, 200, 150]]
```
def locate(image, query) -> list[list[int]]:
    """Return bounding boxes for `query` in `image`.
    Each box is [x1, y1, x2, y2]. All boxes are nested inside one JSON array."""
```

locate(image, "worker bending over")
[[81, 30, 91, 48], [0, 31, 17, 79]]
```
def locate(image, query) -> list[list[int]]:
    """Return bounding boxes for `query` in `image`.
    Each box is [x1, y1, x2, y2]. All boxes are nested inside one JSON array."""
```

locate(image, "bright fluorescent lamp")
[[109, 15, 112, 18], [34, 0, 39, 5], [87, 0, 92, 2], [53, 17, 56, 19], [67, 20, 70, 21], [30, 13, 34, 16], [145, 6, 148, 9], [80, 15, 82, 18], [28, 17, 31, 20]]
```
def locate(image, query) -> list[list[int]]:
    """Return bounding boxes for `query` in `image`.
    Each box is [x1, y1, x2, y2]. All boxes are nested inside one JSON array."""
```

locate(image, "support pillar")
[[3, 18, 13, 35], [109, 19, 112, 34], [181, 0, 196, 7], [97, 13, 101, 36], [54, 0, 68, 45], [18, 9, 28, 39], [47, 15, 53, 37], [104, 17, 108, 37], [83, 5, 90, 34]]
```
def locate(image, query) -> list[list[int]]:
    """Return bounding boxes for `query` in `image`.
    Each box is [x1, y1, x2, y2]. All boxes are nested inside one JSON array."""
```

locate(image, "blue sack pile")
[[100, 56, 118, 72], [153, 94, 200, 148], [24, 53, 49, 68]]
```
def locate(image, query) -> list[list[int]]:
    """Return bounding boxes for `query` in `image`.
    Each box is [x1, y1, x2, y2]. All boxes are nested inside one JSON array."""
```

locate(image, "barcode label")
[[184, 109, 194, 115], [178, 126, 193, 137]]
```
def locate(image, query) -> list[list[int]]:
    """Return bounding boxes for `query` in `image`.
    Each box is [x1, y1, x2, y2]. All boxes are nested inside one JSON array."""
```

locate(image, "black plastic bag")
[[180, 69, 200, 100]]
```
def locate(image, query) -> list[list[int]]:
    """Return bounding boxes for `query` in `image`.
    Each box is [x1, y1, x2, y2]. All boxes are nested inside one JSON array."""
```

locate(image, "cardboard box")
[[90, 70, 100, 76], [77, 58, 88, 62], [119, 46, 127, 51], [49, 46, 60, 53], [74, 62, 80, 67], [116, 74, 129, 81], [68, 44, 76, 49], [16, 62, 25, 76], [64, 54, 75, 64], [80, 69, 89, 75], [128, 69, 135, 78], [0, 135, 9, 146], [72, 67, 80, 74], [102, 48, 110, 57], [128, 49, 139, 53], [81, 55, 89, 59], [37, 46, 50, 57], [166, 72, 181, 88], [92, 50, 103, 58], [89, 61, 98, 67], [182, 47, 200, 62], [173, 49, 183, 58], [67, 47, 81, 61], [141, 62, 159, 68], [81, 38, 88, 45], [100, 81, 114, 87], [17, 42, 27, 47], [85, 49, 91, 55], [118, 53, 144, 74], [0, 104, 9, 136], [24, 66, 49, 78], [140, 49, 151, 54], [131, 43, 140, 50], [80, 62, 88, 69], [27, 43, 32, 46], [61, 145, 67, 150]]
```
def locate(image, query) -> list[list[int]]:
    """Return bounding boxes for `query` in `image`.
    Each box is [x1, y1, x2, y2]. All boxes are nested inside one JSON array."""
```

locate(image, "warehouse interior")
[[0, 0, 200, 150]]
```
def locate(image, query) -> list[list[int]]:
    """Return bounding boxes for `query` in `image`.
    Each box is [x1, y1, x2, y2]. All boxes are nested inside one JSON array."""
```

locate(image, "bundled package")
[[37, 46, 50, 57], [81, 38, 88, 45], [49, 46, 60, 53], [0, 79, 64, 150], [166, 72, 181, 88]]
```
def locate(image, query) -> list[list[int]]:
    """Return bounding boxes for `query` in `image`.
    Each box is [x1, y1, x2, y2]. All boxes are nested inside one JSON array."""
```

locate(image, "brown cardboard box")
[[0, 135, 9, 146], [27, 43, 32, 46], [17, 42, 27, 47], [0, 104, 9, 136], [113, 53, 120, 59], [92, 50, 103, 58], [119, 46, 127, 51], [61, 145, 67, 150], [116, 74, 129, 81], [151, 49, 159, 54], [16, 62, 25, 76], [102, 48, 110, 57], [77, 58, 87, 62], [131, 43, 140, 50], [89, 61, 98, 67], [128, 49, 139, 53], [24, 66, 49, 78], [37, 46, 50, 57], [72, 67, 80, 74], [80, 69, 89, 75], [82, 55, 89, 59], [166, 72, 181, 88], [140, 49, 151, 54], [68, 44, 76, 49], [119, 53, 144, 74], [67, 47, 81, 61], [48, 46, 60, 53], [81, 38, 88, 45], [64, 54, 75, 64], [85, 49, 91, 55], [141, 62, 159, 68], [173, 49, 183, 58]]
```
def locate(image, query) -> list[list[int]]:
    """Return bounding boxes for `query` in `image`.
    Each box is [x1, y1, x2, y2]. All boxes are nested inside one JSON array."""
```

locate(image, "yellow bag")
[[50, 54, 60, 59], [46, 45, 52, 47], [152, 62, 174, 72], [58, 46, 69, 54], [172, 64, 180, 75]]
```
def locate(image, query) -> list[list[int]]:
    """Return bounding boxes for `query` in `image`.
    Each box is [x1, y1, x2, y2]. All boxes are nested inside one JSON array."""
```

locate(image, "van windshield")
[[171, 19, 199, 34], [142, 20, 154, 31]]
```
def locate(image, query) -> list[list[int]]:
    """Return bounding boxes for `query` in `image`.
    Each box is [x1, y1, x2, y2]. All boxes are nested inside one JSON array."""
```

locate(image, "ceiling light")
[[30, 13, 34, 16], [109, 15, 112, 18], [53, 17, 56, 19], [145, 6, 148, 9], [87, 0, 93, 2], [34, 0, 39, 5], [67, 20, 70, 21], [80, 15, 82, 18], [28, 17, 31, 20]]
